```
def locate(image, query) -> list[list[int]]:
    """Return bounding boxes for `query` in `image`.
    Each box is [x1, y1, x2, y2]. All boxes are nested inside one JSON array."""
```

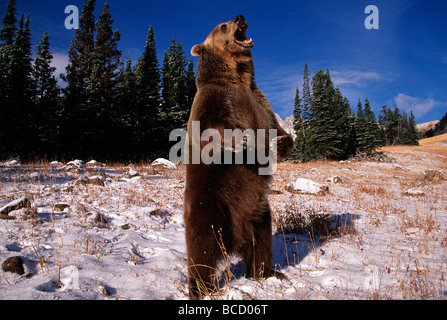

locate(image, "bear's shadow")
[[221, 213, 359, 284]]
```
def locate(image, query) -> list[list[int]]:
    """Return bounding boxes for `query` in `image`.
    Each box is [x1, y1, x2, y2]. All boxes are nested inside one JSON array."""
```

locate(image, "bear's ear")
[[191, 44, 203, 57]]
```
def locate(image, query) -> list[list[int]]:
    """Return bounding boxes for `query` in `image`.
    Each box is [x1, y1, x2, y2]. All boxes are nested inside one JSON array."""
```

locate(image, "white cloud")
[[393, 93, 447, 118], [330, 70, 384, 87]]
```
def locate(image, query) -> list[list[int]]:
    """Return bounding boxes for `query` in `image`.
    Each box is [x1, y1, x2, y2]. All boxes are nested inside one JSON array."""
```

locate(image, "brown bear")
[[184, 15, 293, 299]]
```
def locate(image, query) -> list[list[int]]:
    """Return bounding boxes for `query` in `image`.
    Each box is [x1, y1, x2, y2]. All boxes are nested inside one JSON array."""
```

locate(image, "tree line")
[[424, 112, 447, 138], [0, 0, 196, 162], [1, 1, 421, 164], [289, 63, 419, 163]]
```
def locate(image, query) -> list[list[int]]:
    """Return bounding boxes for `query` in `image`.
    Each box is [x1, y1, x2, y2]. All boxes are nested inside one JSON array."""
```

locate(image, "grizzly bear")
[[184, 15, 293, 299]]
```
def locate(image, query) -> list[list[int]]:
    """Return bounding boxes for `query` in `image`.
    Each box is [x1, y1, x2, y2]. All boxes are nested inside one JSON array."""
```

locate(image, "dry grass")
[[1, 139, 446, 299]]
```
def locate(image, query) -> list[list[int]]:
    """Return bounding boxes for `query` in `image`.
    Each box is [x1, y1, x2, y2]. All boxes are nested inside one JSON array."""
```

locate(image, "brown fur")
[[184, 16, 293, 299]]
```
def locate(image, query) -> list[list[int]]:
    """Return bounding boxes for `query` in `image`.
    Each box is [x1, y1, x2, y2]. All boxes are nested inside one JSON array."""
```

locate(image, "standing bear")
[[184, 15, 293, 299]]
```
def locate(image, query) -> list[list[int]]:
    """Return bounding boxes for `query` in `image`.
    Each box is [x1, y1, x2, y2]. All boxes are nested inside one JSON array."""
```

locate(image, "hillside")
[[419, 133, 447, 147], [417, 120, 439, 135], [1, 143, 446, 300]]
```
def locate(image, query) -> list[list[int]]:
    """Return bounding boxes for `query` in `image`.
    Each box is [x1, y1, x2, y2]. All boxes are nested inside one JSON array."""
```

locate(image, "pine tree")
[[334, 87, 356, 159], [32, 31, 60, 157], [292, 87, 304, 136], [302, 63, 312, 121], [0, 0, 17, 47], [391, 106, 403, 145], [408, 111, 419, 145], [289, 86, 316, 162], [184, 58, 196, 122], [308, 69, 340, 159], [88, 1, 122, 159], [135, 26, 161, 159], [364, 98, 381, 152], [378, 105, 389, 145], [116, 58, 138, 159], [161, 38, 188, 131], [3, 14, 34, 158], [355, 99, 368, 154], [0, 0, 18, 157], [433, 112, 447, 135], [61, 0, 96, 159]]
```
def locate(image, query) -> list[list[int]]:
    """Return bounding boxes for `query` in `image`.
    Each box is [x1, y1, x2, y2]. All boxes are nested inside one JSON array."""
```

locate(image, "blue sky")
[[3, 0, 447, 123]]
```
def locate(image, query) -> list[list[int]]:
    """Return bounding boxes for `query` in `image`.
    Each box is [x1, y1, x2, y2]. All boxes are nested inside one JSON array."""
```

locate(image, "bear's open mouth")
[[234, 15, 253, 48], [235, 30, 253, 48]]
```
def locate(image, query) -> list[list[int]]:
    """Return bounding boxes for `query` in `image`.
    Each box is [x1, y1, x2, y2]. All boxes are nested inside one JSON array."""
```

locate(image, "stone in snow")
[[286, 178, 329, 196]]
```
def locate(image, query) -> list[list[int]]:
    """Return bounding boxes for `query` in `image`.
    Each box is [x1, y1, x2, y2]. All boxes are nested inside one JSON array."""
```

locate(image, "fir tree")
[[0, 0, 17, 46], [356, 99, 381, 154], [433, 112, 447, 135], [289, 86, 316, 162], [364, 98, 382, 152], [309, 69, 340, 159], [301, 62, 312, 121], [61, 0, 97, 159], [32, 31, 60, 157], [391, 106, 403, 145], [184, 58, 196, 121], [89, 1, 122, 159], [3, 14, 34, 158], [116, 58, 138, 159], [292, 87, 304, 136], [378, 105, 389, 145], [135, 26, 161, 159], [355, 99, 368, 153], [161, 38, 188, 131]]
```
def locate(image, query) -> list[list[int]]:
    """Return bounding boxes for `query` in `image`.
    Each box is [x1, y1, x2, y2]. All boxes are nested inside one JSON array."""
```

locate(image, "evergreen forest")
[[288, 63, 419, 163], [0, 0, 420, 164], [0, 0, 196, 162]]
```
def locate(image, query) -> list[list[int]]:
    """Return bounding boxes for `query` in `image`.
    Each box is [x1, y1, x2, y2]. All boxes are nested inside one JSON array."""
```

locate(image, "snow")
[[1, 150, 447, 300]]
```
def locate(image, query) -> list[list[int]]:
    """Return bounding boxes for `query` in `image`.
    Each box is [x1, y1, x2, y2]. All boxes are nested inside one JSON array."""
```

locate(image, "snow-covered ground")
[[1, 147, 446, 300]]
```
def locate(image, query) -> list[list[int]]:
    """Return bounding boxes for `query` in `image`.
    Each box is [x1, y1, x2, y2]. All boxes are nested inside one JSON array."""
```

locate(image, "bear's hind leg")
[[243, 208, 273, 279], [185, 202, 233, 299]]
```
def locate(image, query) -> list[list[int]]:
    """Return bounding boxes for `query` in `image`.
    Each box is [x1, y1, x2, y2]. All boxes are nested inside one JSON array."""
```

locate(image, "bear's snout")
[[234, 15, 247, 30]]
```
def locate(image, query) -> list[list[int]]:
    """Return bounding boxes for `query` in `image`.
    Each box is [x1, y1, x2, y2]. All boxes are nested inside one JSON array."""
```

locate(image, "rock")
[[74, 176, 106, 187], [67, 159, 85, 168], [326, 176, 343, 184], [151, 158, 178, 170], [73, 178, 88, 186], [416, 170, 446, 183], [93, 212, 109, 225], [350, 151, 395, 163], [88, 176, 106, 187], [2, 256, 25, 275], [0, 197, 31, 216], [86, 160, 104, 168], [64, 160, 86, 173], [121, 224, 131, 230], [5, 159, 19, 166], [54, 202, 71, 212], [286, 178, 329, 196], [127, 168, 140, 178], [403, 188, 425, 197]]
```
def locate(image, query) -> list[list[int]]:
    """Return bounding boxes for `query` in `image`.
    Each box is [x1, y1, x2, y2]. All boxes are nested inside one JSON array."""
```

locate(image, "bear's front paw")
[[275, 135, 293, 160]]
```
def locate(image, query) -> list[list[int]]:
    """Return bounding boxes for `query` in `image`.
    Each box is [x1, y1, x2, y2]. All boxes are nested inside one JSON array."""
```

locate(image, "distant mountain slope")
[[417, 120, 439, 135], [275, 114, 296, 139]]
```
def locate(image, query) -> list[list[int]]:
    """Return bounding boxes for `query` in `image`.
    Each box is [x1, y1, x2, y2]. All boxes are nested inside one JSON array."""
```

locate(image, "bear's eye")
[[221, 24, 227, 32]]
